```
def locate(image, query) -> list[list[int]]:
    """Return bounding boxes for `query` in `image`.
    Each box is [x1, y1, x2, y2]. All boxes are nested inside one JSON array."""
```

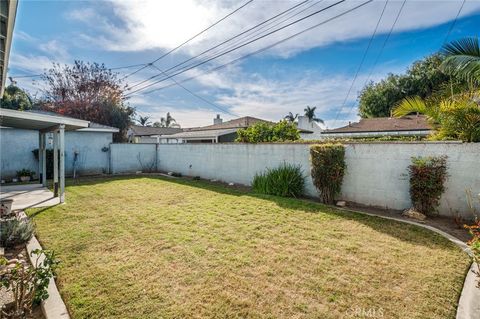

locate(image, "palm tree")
[[441, 37, 480, 82], [393, 94, 480, 142], [304, 106, 324, 124], [154, 112, 180, 128], [137, 116, 151, 126], [284, 112, 299, 122]]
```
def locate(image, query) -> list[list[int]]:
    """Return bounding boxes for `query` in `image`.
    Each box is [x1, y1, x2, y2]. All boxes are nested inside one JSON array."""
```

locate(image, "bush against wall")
[[408, 156, 448, 216], [236, 120, 300, 143], [310, 144, 346, 204], [252, 163, 305, 198]]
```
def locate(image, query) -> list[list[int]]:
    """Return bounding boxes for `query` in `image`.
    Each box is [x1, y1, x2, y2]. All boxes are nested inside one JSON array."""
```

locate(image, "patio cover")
[[0, 108, 89, 202]]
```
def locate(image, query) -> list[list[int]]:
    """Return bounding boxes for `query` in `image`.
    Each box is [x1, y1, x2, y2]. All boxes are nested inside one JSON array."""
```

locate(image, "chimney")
[[213, 114, 223, 125]]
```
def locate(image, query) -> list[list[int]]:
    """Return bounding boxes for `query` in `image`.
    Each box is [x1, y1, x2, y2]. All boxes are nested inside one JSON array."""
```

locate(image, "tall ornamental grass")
[[252, 163, 305, 198]]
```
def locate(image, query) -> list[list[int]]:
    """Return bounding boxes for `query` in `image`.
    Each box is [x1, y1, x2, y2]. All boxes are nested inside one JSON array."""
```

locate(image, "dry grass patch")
[[29, 176, 470, 318]]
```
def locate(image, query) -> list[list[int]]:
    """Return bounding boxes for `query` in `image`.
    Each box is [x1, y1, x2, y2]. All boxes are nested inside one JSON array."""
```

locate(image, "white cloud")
[[70, 0, 480, 58]]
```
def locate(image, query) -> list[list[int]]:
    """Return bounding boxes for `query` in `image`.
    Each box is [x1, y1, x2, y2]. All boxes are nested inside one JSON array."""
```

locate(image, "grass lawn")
[[29, 176, 470, 319]]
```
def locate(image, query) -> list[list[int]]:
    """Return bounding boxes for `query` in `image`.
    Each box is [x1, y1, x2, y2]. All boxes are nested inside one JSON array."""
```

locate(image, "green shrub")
[[310, 144, 346, 204], [16, 169, 35, 178], [408, 156, 448, 216], [252, 163, 305, 198], [236, 120, 300, 143], [0, 219, 35, 248]]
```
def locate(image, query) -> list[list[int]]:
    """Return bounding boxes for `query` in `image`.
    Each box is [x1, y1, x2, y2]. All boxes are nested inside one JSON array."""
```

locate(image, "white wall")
[[110, 143, 157, 174], [154, 142, 480, 219], [0, 128, 113, 179]]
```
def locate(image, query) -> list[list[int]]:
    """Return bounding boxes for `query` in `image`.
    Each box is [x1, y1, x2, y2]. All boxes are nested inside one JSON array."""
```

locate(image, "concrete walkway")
[[0, 184, 59, 211]]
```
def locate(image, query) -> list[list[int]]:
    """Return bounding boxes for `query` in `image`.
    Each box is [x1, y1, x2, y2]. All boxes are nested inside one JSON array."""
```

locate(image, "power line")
[[342, 0, 406, 122], [332, 0, 389, 125], [442, 0, 466, 44], [167, 0, 325, 82], [127, 0, 349, 95], [148, 64, 239, 117], [128, 0, 312, 90], [129, 0, 374, 97], [121, 0, 254, 80]]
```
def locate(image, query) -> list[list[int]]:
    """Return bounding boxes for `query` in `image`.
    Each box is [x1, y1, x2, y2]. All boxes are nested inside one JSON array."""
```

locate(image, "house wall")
[[0, 128, 113, 179], [0, 128, 38, 179]]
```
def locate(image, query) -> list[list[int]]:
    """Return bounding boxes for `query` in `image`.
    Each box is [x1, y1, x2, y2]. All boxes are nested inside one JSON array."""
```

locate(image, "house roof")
[[323, 115, 432, 134], [166, 128, 238, 140], [186, 116, 270, 132], [80, 122, 119, 133], [128, 125, 183, 136]]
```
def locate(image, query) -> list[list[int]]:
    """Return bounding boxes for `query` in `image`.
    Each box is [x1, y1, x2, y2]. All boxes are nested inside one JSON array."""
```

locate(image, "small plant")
[[252, 163, 305, 198], [464, 220, 480, 287], [0, 219, 35, 248], [408, 156, 448, 216], [310, 144, 346, 204], [0, 249, 59, 318], [16, 169, 35, 182], [193, 176, 201, 181]]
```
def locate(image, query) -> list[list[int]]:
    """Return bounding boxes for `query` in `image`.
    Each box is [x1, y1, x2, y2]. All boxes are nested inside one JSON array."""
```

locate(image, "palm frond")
[[392, 96, 428, 117], [441, 37, 480, 82]]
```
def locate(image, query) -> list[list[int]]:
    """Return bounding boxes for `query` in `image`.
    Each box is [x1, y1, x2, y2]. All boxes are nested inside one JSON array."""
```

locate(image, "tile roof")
[[129, 125, 183, 136], [166, 128, 239, 139], [186, 116, 270, 131], [323, 115, 432, 134]]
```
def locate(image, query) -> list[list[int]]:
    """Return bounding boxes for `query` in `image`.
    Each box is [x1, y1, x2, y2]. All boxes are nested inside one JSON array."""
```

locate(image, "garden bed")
[[29, 176, 471, 318]]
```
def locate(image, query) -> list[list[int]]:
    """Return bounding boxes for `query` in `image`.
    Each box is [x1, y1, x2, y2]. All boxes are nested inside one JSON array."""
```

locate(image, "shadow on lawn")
[[55, 174, 462, 251]]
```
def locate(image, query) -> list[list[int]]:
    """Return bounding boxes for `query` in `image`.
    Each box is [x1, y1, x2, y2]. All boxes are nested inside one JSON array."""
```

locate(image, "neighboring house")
[[127, 125, 183, 143], [321, 115, 432, 138], [297, 116, 324, 140], [0, 121, 119, 180], [0, 0, 18, 96], [163, 115, 270, 143]]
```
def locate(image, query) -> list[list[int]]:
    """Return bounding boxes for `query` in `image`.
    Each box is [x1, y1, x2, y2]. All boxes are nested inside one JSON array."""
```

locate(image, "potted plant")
[[16, 169, 34, 182]]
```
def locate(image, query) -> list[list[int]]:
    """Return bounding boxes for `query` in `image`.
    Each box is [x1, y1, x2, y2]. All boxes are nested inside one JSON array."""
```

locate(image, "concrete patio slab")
[[0, 184, 59, 211]]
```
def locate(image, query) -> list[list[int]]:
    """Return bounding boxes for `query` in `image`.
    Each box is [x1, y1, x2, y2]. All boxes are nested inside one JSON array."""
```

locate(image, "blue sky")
[[7, 0, 480, 128]]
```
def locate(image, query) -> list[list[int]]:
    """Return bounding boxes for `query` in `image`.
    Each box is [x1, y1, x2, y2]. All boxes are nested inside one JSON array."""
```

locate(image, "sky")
[[6, 0, 480, 129]]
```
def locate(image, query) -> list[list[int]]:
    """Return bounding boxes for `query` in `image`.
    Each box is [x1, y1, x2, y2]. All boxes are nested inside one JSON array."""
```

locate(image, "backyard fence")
[[108, 142, 480, 219]]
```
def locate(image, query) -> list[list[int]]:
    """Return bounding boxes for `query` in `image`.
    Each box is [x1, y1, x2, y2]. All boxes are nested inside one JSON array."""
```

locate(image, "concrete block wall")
[[154, 142, 480, 219], [109, 143, 157, 174]]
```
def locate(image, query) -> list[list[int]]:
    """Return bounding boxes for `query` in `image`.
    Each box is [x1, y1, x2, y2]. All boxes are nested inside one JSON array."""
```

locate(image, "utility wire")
[[127, 0, 348, 95], [148, 64, 239, 117], [342, 0, 406, 122], [442, 0, 466, 44], [332, 0, 389, 124], [170, 0, 325, 81], [121, 0, 254, 80], [180, 0, 322, 74], [128, 0, 375, 97], [128, 0, 312, 90]]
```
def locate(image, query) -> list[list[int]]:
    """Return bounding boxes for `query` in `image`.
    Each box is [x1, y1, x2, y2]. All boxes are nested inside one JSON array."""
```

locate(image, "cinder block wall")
[[154, 142, 480, 218]]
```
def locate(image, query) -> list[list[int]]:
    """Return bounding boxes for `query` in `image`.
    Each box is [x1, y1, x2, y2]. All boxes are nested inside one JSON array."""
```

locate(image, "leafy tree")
[[153, 112, 180, 128], [441, 37, 480, 82], [303, 106, 324, 123], [38, 61, 135, 142], [358, 54, 468, 118], [236, 120, 300, 143], [137, 116, 151, 126], [284, 112, 298, 122], [0, 85, 33, 110]]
